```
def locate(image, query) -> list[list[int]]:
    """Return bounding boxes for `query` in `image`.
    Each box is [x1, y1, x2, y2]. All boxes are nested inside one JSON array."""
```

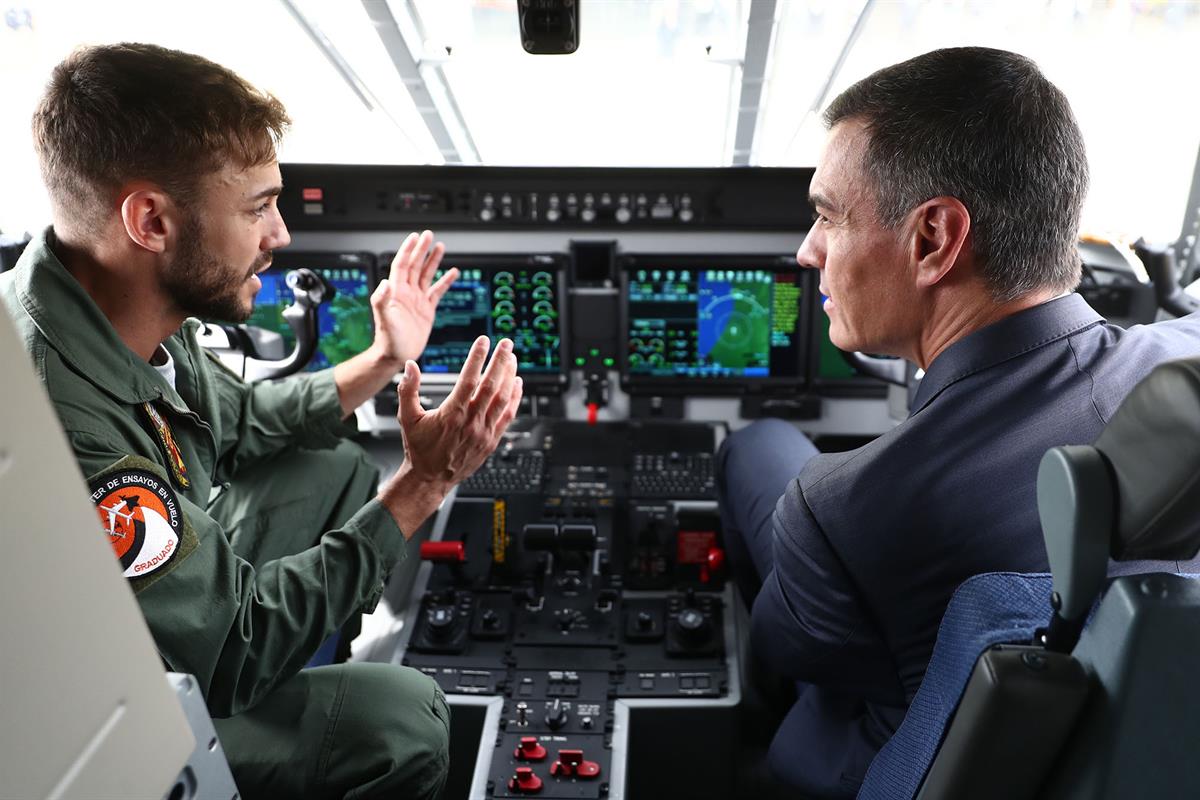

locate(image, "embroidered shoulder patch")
[[142, 401, 190, 489], [88, 457, 197, 590]]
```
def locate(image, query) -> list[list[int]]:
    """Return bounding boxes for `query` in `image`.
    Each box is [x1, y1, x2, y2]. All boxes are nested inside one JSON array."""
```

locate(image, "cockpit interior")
[[3, 2, 1200, 799]]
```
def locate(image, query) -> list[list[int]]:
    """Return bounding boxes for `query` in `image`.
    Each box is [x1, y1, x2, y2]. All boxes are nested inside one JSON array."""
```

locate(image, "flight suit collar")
[[910, 293, 1105, 415], [14, 226, 188, 408]]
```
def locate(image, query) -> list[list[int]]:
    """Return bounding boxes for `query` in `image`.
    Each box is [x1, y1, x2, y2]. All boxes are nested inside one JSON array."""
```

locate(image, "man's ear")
[[118, 185, 178, 254], [909, 196, 971, 289]]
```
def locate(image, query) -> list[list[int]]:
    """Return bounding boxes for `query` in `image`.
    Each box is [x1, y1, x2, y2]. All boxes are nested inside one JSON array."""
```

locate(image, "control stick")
[[241, 268, 335, 381], [1134, 238, 1200, 318]]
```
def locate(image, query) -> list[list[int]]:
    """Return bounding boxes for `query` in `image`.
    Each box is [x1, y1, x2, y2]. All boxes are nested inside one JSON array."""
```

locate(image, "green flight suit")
[[0, 228, 449, 799]]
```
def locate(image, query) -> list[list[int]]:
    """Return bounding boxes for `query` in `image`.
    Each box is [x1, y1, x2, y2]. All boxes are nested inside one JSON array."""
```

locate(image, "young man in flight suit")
[[1, 43, 522, 799]]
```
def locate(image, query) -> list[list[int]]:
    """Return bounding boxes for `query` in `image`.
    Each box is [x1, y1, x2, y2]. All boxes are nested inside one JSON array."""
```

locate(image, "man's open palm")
[[371, 230, 458, 365]]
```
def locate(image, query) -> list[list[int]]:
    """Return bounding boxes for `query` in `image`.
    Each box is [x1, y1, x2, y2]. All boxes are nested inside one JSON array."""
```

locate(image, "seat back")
[[1039, 573, 1200, 798], [856, 573, 1053, 800], [859, 356, 1200, 800]]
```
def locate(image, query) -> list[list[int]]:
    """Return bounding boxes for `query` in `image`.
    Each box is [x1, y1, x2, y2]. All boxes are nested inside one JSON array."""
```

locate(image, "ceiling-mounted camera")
[[517, 0, 579, 55]]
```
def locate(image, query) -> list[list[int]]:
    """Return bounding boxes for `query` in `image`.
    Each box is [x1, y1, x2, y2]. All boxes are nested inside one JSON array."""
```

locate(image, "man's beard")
[[162, 215, 270, 323]]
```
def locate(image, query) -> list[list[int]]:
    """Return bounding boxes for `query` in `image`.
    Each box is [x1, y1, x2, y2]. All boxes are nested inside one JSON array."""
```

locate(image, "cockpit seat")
[[858, 356, 1200, 800]]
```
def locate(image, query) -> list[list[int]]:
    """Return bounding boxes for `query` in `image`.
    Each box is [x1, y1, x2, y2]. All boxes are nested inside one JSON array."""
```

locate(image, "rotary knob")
[[545, 698, 570, 730], [614, 206, 632, 224], [426, 606, 456, 640], [676, 607, 711, 642], [546, 207, 561, 223]]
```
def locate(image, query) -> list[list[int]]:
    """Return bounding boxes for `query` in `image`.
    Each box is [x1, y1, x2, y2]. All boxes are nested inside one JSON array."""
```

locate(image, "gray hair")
[[824, 47, 1089, 302]]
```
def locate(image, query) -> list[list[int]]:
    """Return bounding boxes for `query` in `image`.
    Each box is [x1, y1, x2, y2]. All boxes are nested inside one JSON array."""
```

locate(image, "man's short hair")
[[33, 43, 291, 232], [824, 47, 1089, 302]]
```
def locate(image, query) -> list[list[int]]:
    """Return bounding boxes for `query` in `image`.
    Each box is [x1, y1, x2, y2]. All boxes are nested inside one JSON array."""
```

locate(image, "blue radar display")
[[419, 266, 562, 376], [245, 266, 374, 372], [626, 267, 803, 379]]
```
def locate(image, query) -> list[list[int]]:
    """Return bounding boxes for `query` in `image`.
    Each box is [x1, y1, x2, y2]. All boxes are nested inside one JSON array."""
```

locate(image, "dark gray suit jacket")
[[753, 294, 1200, 796]]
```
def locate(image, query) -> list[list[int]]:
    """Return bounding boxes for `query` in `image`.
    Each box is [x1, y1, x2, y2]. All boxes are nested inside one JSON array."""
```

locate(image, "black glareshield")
[[618, 254, 811, 397]]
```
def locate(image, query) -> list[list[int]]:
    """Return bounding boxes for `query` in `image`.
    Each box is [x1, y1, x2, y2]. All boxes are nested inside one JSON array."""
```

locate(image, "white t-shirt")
[[150, 344, 177, 390]]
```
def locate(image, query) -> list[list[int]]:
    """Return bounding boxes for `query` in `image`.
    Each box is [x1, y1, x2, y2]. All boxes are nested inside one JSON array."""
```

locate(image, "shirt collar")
[[13, 226, 188, 407], [910, 293, 1105, 415]]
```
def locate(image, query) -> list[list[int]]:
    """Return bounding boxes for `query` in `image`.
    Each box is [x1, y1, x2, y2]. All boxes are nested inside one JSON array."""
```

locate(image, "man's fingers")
[[370, 278, 390, 309], [419, 241, 446, 290], [487, 375, 523, 433], [472, 338, 515, 406], [389, 232, 418, 285], [406, 230, 435, 287], [397, 360, 424, 427], [447, 336, 491, 404], [428, 267, 459, 306], [482, 357, 518, 428]]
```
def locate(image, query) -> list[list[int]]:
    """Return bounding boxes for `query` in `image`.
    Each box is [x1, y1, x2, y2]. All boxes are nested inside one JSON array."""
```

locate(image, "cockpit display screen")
[[417, 256, 566, 383], [621, 256, 808, 391], [246, 254, 375, 372]]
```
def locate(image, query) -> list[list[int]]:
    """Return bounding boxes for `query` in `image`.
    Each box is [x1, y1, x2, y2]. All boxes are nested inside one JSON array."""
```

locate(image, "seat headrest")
[[1094, 357, 1200, 561]]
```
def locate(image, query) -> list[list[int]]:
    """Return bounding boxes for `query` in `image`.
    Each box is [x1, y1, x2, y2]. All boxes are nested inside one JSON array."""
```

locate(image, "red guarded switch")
[[515, 736, 547, 761], [549, 749, 601, 779], [700, 546, 726, 584], [419, 541, 466, 563], [508, 766, 543, 794]]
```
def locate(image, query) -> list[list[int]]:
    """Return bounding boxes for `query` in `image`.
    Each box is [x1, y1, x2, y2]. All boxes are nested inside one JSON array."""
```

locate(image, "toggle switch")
[[700, 546, 726, 584], [514, 736, 547, 761]]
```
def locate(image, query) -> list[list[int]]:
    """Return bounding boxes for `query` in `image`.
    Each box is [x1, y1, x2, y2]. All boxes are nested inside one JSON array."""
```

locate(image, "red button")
[[509, 766, 543, 793], [301, 187, 324, 201], [515, 736, 547, 761]]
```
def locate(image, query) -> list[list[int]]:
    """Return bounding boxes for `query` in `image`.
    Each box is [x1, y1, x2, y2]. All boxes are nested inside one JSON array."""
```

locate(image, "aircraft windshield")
[[1, 0, 1197, 240]]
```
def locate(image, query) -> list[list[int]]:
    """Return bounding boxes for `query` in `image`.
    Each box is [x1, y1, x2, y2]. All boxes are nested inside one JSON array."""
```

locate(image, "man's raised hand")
[[369, 230, 459, 367], [397, 334, 522, 486]]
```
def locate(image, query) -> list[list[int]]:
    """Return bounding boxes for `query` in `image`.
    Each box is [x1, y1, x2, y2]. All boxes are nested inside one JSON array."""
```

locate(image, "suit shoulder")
[[798, 431, 900, 496]]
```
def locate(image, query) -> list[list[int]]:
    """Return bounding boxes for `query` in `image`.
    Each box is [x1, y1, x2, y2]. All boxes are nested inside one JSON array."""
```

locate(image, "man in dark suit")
[[717, 46, 1200, 798]]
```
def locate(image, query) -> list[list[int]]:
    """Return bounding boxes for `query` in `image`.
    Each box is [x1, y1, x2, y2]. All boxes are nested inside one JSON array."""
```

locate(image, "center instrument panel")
[[241, 245, 871, 793], [395, 418, 738, 799]]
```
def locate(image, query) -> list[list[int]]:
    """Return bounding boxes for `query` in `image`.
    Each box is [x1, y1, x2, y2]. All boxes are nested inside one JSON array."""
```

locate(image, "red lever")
[[419, 541, 465, 563], [550, 749, 601, 778], [699, 546, 726, 584], [514, 736, 547, 761], [586, 402, 599, 425], [509, 766, 543, 793]]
